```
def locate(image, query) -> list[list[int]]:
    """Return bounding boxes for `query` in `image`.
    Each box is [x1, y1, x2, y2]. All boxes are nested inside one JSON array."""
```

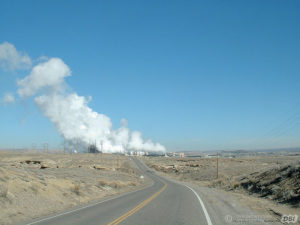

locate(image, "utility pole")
[[63, 139, 66, 154], [32, 143, 36, 152], [216, 152, 219, 179], [76, 139, 79, 153], [44, 143, 48, 153]]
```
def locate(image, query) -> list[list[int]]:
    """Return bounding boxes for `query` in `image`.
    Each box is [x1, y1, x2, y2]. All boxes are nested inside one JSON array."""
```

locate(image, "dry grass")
[[233, 183, 239, 189], [0, 184, 8, 198], [98, 180, 108, 187], [97, 180, 137, 189], [71, 183, 81, 195], [143, 155, 300, 182], [128, 181, 137, 186], [109, 181, 122, 189], [0, 151, 146, 225], [143, 155, 300, 207]]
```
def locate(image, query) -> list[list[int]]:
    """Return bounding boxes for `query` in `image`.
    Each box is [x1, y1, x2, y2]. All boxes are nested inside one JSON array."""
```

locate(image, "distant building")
[[88, 144, 101, 153], [164, 152, 185, 157], [204, 154, 217, 158], [179, 152, 185, 158], [165, 152, 174, 157], [135, 151, 146, 156]]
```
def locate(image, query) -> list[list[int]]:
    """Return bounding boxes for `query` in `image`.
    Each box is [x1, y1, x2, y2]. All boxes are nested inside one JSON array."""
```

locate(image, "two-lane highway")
[[22, 157, 211, 225]]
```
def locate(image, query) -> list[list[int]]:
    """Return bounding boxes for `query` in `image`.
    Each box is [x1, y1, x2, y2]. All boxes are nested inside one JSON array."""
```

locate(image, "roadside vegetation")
[[143, 155, 300, 219], [0, 151, 147, 225]]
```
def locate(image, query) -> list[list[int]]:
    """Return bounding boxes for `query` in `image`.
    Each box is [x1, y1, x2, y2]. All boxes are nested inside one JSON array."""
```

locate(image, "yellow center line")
[[107, 180, 168, 225]]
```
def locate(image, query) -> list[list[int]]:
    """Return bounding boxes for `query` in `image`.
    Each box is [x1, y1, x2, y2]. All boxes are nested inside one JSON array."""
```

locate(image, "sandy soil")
[[142, 155, 300, 223], [0, 151, 148, 225]]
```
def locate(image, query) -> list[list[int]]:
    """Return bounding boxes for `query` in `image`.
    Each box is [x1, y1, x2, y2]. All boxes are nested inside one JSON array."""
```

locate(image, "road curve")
[[20, 157, 211, 225]]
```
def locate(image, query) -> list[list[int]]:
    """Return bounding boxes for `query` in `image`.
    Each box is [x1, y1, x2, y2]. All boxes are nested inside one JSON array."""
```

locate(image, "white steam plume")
[[17, 58, 71, 97], [0, 42, 32, 71], [17, 57, 165, 153], [2, 93, 15, 104]]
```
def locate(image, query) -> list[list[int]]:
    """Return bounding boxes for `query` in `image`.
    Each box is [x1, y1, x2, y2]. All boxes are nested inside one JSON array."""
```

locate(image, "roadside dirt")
[[142, 155, 300, 223], [0, 152, 148, 225]]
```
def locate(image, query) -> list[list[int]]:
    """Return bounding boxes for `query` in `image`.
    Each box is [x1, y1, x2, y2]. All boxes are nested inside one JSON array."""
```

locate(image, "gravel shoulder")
[[142, 155, 300, 224]]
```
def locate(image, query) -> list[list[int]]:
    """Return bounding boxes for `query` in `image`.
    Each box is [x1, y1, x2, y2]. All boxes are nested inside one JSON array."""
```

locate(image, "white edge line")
[[25, 181, 154, 225], [138, 159, 213, 225], [184, 184, 213, 225]]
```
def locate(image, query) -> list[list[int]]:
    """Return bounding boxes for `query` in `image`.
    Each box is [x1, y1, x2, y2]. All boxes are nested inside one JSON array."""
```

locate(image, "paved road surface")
[[21, 157, 279, 225]]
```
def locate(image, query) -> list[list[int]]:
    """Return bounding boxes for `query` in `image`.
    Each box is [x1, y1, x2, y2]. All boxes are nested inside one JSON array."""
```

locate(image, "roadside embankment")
[[0, 152, 147, 225], [142, 155, 300, 221]]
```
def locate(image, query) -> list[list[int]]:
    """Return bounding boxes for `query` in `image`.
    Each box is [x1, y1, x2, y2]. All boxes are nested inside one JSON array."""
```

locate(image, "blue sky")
[[0, 0, 300, 151]]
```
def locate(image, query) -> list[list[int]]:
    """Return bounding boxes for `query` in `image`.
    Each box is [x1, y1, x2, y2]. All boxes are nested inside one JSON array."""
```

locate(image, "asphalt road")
[[21, 157, 280, 225]]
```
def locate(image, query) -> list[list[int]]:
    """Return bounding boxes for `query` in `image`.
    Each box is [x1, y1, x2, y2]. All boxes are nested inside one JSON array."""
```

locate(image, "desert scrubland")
[[143, 155, 300, 220], [0, 151, 148, 225]]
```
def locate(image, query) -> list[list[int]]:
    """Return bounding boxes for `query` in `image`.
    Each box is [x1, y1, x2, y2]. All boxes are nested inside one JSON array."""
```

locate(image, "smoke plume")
[[2, 93, 15, 104], [16, 56, 165, 153], [0, 42, 32, 71]]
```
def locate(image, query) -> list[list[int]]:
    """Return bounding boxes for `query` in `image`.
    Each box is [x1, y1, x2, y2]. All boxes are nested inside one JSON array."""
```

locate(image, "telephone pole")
[[63, 138, 66, 154], [76, 139, 79, 153], [216, 152, 219, 179], [32, 143, 36, 152], [43, 143, 48, 153]]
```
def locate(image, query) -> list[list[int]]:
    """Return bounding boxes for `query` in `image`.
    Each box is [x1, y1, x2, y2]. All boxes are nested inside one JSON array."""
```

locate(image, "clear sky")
[[0, 0, 300, 151]]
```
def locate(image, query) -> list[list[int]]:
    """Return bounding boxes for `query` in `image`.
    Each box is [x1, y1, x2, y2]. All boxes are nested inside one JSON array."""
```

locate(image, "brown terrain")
[[142, 155, 300, 222], [0, 151, 148, 225]]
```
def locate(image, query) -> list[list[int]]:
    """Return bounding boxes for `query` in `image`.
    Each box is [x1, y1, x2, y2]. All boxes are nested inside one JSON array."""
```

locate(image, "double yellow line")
[[107, 180, 167, 225]]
